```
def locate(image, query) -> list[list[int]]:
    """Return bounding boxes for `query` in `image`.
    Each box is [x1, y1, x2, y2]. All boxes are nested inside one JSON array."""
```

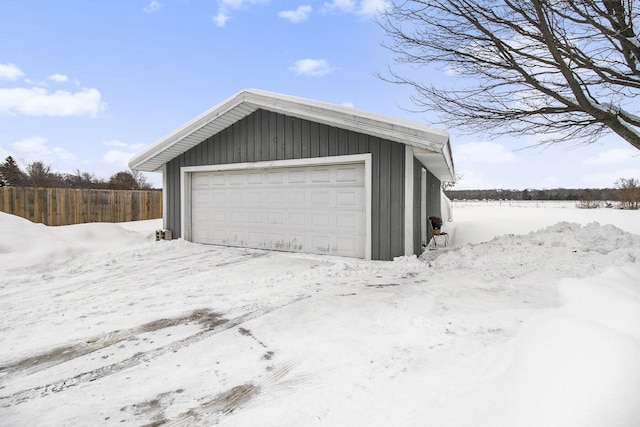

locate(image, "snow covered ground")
[[1, 201, 639, 426]]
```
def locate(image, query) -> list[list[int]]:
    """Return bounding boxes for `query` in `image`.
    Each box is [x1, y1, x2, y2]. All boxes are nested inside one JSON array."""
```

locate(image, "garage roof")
[[129, 89, 455, 180]]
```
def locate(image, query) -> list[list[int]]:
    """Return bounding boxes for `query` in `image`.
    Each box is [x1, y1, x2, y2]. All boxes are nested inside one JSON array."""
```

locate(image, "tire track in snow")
[[0, 249, 274, 355], [0, 294, 310, 408], [0, 309, 226, 380], [164, 359, 308, 426]]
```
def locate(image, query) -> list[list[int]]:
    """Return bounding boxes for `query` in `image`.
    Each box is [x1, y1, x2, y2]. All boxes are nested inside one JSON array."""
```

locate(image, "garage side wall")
[[165, 109, 406, 260]]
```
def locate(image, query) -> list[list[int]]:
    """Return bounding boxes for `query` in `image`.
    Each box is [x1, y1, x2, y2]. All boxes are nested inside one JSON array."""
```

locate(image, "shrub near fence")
[[0, 187, 162, 226]]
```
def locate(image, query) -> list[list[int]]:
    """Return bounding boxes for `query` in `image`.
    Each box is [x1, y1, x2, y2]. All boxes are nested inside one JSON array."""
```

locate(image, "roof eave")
[[129, 89, 452, 173]]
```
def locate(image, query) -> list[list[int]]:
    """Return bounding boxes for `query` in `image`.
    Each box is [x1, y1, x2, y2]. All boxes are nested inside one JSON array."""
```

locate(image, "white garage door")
[[190, 162, 366, 258]]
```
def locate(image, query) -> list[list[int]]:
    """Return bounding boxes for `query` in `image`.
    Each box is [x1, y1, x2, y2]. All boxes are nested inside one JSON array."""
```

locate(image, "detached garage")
[[129, 89, 455, 261]]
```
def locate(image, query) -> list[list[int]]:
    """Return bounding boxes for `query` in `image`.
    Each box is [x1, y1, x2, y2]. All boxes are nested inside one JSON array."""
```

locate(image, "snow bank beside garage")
[[429, 221, 640, 279], [0, 212, 154, 272]]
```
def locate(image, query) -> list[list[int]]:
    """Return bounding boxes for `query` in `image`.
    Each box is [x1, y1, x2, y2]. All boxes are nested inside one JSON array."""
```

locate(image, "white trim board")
[[404, 145, 414, 256], [162, 164, 168, 230], [180, 154, 372, 260]]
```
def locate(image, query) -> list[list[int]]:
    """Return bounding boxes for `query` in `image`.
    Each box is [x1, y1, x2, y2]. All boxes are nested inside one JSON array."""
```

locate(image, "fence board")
[[0, 187, 162, 226]]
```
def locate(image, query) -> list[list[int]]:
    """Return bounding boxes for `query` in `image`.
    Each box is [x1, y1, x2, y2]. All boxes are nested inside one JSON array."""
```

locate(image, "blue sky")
[[1, 0, 639, 190]]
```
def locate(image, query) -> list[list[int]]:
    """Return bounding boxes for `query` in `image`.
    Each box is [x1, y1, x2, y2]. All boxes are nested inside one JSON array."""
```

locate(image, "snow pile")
[[430, 221, 640, 278], [0, 212, 156, 272], [427, 265, 640, 427], [0, 203, 639, 426]]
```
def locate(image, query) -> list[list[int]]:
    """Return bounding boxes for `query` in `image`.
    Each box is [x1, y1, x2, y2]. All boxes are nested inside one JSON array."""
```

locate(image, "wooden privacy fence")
[[0, 187, 162, 226]]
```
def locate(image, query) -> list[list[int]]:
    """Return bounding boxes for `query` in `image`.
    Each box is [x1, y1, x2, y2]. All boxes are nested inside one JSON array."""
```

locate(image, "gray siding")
[[165, 109, 406, 261]]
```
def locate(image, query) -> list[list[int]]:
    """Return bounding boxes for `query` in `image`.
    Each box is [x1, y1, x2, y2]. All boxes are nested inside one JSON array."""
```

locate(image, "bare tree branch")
[[378, 0, 640, 150]]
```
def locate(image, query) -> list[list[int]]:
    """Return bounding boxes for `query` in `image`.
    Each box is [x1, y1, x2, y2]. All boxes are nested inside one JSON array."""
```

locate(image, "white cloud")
[[279, 5, 312, 23], [322, 0, 387, 15], [48, 73, 69, 83], [0, 63, 25, 81], [323, 0, 356, 13], [212, 0, 270, 27], [144, 1, 163, 13], [341, 101, 355, 108], [103, 150, 133, 167], [454, 141, 518, 164], [0, 87, 105, 117], [358, 0, 389, 15], [11, 136, 75, 162], [212, 12, 229, 27], [12, 136, 48, 153], [102, 141, 146, 169], [0, 145, 11, 160], [289, 59, 337, 77], [219, 0, 269, 8], [583, 148, 640, 166]]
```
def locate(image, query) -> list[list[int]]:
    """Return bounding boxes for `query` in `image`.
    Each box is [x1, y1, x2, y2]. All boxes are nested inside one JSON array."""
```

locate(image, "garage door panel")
[[312, 213, 330, 227], [267, 191, 283, 204], [228, 192, 243, 204], [311, 191, 330, 205], [247, 212, 263, 224], [311, 169, 330, 182], [288, 191, 306, 205], [191, 162, 366, 258], [247, 172, 262, 184], [288, 170, 306, 183], [268, 172, 284, 184], [211, 175, 225, 186], [336, 237, 358, 253], [312, 235, 330, 251], [192, 193, 210, 206], [336, 166, 360, 182], [267, 233, 284, 245], [231, 211, 247, 223], [336, 213, 358, 229], [288, 212, 306, 226], [228, 173, 244, 185], [247, 191, 263, 204], [211, 230, 228, 244], [206, 191, 224, 204], [268, 212, 284, 224], [336, 191, 357, 207], [225, 229, 246, 242], [193, 174, 210, 186], [248, 232, 264, 246]]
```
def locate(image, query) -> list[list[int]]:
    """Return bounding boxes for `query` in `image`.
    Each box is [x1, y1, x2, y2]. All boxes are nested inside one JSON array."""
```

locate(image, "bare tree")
[[378, 0, 640, 150], [615, 177, 640, 208], [130, 169, 152, 190], [25, 161, 63, 187], [63, 169, 106, 189], [442, 172, 463, 191]]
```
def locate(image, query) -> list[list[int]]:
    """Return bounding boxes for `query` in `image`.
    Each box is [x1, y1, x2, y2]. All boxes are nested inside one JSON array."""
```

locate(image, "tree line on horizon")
[[446, 180, 639, 210], [0, 156, 154, 191], [445, 187, 618, 201]]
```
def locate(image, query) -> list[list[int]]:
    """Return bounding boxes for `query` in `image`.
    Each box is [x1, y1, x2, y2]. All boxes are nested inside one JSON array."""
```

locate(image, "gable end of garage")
[[164, 109, 407, 260]]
